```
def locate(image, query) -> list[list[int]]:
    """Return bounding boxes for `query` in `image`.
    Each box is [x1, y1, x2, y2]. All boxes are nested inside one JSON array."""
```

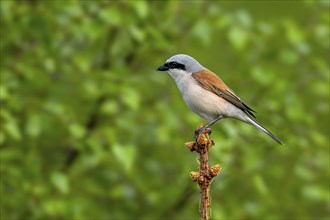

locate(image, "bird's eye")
[[168, 61, 186, 70], [169, 62, 178, 68]]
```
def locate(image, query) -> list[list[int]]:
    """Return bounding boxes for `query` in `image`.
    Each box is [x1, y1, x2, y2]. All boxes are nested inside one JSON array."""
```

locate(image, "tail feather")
[[245, 117, 283, 145]]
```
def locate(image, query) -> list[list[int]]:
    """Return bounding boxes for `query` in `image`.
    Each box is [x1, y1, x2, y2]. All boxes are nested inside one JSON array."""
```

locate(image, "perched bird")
[[157, 54, 282, 144]]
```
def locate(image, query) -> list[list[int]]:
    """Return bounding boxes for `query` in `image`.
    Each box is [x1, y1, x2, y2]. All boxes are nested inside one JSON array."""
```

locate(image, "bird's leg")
[[194, 115, 224, 141]]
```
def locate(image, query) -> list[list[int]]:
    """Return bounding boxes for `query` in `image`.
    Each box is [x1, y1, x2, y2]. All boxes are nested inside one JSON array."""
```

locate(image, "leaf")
[[25, 114, 42, 138], [284, 21, 304, 44], [112, 144, 136, 172], [99, 8, 121, 25], [253, 175, 268, 195], [51, 172, 69, 194], [129, 25, 145, 42], [5, 121, 21, 141], [228, 27, 248, 51], [121, 87, 140, 110], [69, 123, 86, 139], [100, 100, 118, 115], [133, 1, 148, 19], [193, 20, 212, 45], [0, 85, 8, 100]]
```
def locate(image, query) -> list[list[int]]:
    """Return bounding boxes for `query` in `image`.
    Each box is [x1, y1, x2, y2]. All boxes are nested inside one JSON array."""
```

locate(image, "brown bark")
[[185, 124, 221, 220]]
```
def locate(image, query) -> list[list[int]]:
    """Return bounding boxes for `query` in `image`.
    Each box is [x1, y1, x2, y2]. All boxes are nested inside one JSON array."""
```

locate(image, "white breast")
[[168, 69, 229, 121]]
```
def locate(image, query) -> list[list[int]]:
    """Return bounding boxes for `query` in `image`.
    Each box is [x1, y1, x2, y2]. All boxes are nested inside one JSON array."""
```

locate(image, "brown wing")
[[192, 69, 256, 118]]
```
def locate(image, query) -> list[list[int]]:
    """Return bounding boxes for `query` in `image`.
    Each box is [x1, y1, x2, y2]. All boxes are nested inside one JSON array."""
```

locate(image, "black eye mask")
[[167, 61, 186, 70]]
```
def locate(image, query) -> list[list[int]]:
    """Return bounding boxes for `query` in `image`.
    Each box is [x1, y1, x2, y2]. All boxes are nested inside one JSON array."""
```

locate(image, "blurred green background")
[[0, 1, 329, 219]]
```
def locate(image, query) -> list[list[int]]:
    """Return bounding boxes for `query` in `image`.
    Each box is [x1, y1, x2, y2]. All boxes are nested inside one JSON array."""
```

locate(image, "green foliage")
[[0, 1, 329, 219]]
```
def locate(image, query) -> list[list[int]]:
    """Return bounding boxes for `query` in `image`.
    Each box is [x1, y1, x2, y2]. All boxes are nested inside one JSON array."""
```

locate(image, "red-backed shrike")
[[157, 54, 282, 144]]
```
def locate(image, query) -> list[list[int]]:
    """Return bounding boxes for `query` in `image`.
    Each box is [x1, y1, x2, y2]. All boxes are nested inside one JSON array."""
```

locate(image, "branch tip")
[[190, 171, 200, 182], [185, 141, 198, 152], [209, 164, 221, 177]]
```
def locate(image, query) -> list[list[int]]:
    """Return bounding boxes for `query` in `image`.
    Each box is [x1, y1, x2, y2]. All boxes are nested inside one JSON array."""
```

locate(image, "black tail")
[[245, 117, 283, 145]]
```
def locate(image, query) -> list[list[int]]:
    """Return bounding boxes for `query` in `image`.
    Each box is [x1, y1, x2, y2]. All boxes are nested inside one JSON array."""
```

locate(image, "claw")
[[194, 125, 212, 141]]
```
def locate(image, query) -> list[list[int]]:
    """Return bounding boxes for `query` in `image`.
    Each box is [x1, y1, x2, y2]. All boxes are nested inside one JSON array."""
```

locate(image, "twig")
[[185, 124, 221, 220]]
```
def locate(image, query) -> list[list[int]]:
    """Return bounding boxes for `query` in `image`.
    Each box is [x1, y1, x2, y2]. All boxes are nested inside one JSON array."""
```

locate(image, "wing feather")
[[192, 69, 256, 118]]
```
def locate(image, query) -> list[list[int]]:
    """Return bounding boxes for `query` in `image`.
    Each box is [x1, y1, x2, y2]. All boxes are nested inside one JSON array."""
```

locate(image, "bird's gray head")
[[157, 54, 205, 74]]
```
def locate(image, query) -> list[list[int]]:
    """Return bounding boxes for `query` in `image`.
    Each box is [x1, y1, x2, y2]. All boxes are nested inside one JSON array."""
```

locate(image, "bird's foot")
[[194, 125, 212, 141]]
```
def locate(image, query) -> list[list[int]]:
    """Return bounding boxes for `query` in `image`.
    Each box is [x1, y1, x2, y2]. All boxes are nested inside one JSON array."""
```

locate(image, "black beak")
[[156, 63, 169, 71]]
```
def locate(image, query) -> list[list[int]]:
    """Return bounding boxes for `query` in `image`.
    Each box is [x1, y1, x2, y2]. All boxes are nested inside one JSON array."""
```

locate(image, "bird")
[[156, 54, 283, 145]]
